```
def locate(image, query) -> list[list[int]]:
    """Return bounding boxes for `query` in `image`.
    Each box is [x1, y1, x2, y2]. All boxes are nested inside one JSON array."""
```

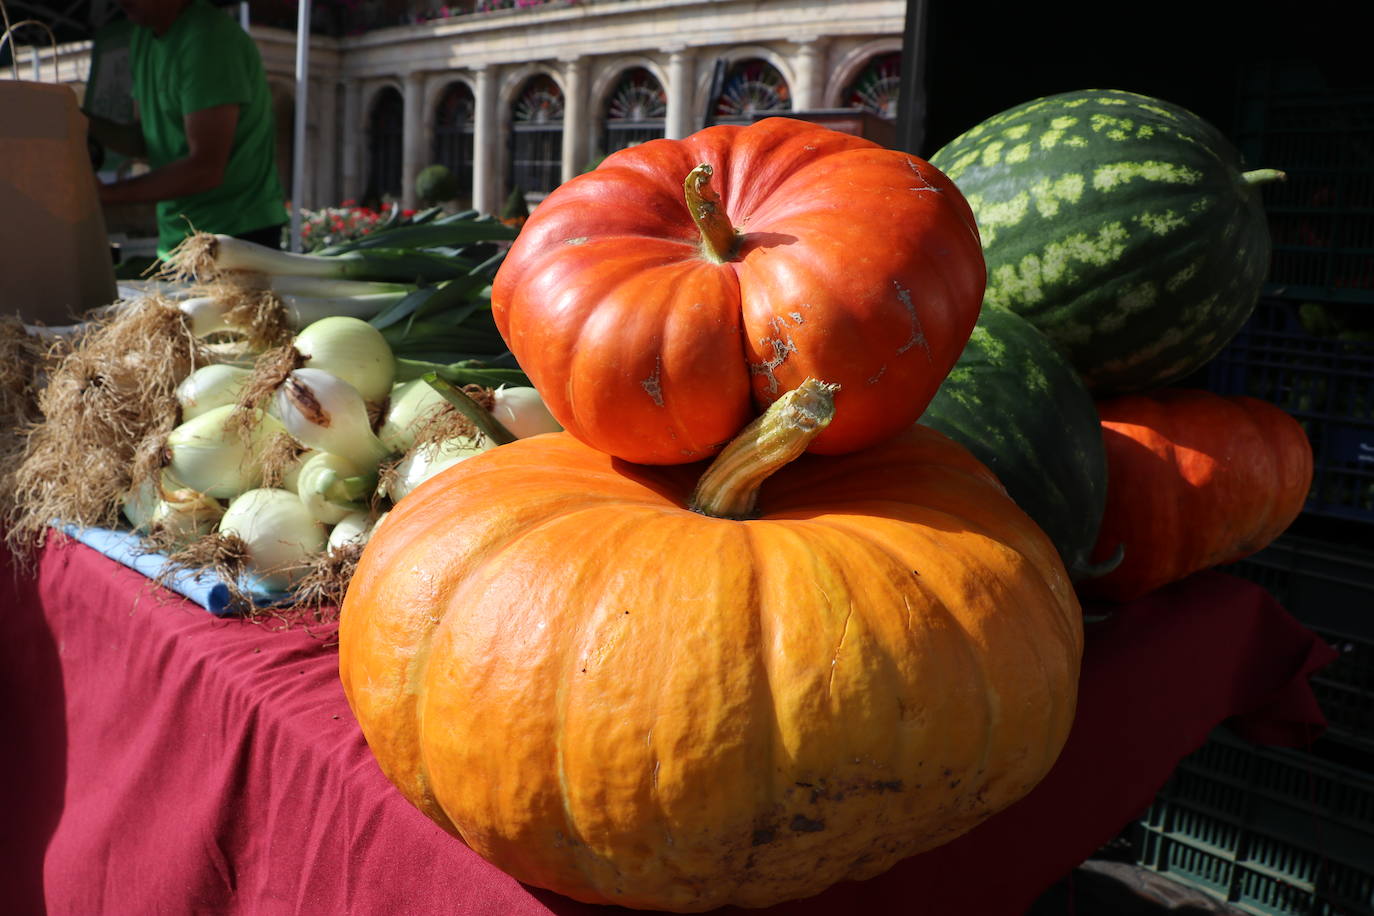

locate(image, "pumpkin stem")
[[1242, 168, 1286, 186], [689, 378, 838, 519], [684, 163, 740, 264]]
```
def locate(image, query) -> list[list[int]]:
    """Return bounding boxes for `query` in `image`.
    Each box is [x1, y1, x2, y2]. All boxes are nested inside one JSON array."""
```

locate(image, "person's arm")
[[98, 103, 240, 206], [86, 111, 148, 159]]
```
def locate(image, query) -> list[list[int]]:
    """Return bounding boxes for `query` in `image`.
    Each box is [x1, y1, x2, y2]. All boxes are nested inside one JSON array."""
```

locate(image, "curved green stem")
[[1242, 168, 1286, 186], [423, 372, 517, 445], [394, 357, 530, 388], [1071, 542, 1125, 583], [689, 378, 838, 520], [683, 163, 740, 264]]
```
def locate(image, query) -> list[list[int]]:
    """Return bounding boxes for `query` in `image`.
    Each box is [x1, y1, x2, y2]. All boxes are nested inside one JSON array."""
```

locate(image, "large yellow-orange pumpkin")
[[490, 116, 985, 465], [339, 407, 1083, 911], [1080, 389, 1314, 603]]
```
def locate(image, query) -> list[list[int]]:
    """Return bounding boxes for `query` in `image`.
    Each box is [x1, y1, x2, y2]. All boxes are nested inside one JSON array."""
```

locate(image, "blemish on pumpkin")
[[749, 318, 797, 395], [906, 158, 940, 193], [789, 814, 825, 833], [563, 237, 589, 245], [870, 779, 904, 793], [868, 365, 886, 384], [893, 282, 932, 361], [641, 355, 665, 407], [751, 829, 775, 846]]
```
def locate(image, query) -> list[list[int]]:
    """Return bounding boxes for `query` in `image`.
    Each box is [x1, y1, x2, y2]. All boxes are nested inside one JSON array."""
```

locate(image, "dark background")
[[909, 0, 1367, 157]]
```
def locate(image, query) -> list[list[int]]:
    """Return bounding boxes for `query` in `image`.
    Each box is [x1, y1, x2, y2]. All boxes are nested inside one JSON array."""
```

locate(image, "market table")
[[1, 535, 1336, 916]]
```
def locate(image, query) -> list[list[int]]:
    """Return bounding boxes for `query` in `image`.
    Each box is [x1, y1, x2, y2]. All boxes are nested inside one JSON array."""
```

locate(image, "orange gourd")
[[491, 116, 985, 465], [1080, 389, 1314, 603], [339, 381, 1082, 911]]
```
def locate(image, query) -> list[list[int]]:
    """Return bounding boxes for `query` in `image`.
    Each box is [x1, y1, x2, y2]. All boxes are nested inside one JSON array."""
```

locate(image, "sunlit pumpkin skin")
[[339, 425, 1083, 911], [1080, 389, 1314, 603], [491, 116, 986, 465]]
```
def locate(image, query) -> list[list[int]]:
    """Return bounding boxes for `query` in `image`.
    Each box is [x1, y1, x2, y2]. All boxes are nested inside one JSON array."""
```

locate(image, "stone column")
[[791, 38, 828, 111], [312, 78, 338, 207], [665, 47, 695, 140], [401, 70, 427, 209], [560, 56, 589, 185], [472, 66, 500, 216], [340, 79, 362, 203]]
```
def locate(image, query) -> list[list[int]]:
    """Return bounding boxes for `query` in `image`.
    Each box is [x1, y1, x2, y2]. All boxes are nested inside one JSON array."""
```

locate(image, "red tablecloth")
[[0, 537, 1336, 916]]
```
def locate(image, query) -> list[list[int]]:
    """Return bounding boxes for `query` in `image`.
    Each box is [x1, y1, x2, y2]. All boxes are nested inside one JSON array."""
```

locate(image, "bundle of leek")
[[163, 209, 515, 342]]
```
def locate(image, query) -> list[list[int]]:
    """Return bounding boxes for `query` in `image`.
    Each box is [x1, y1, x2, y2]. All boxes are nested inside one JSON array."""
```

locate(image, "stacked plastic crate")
[[1127, 63, 1374, 916]]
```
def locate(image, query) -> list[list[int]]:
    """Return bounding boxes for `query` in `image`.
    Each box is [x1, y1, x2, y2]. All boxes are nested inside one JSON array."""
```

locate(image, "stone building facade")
[[21, 0, 906, 216]]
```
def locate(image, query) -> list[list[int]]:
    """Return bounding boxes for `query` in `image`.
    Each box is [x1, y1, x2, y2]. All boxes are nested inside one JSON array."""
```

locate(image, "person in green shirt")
[[88, 0, 286, 258]]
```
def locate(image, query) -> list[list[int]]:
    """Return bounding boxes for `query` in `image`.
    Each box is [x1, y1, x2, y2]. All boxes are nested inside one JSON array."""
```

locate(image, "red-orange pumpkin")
[[491, 116, 985, 465], [339, 384, 1082, 911], [1080, 389, 1314, 603]]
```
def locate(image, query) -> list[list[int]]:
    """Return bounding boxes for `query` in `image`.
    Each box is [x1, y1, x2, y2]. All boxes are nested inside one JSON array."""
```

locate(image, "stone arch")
[[430, 77, 477, 206], [365, 83, 406, 203], [827, 38, 903, 116], [503, 66, 567, 201], [498, 63, 565, 114], [589, 55, 668, 117], [703, 47, 795, 125], [591, 59, 668, 161]]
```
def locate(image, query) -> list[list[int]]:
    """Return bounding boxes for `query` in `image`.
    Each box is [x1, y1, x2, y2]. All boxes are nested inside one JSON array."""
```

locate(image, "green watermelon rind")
[[919, 304, 1111, 582]]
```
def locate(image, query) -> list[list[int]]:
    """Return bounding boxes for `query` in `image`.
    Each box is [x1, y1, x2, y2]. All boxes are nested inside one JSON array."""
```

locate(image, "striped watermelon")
[[919, 304, 1116, 582], [930, 89, 1281, 395]]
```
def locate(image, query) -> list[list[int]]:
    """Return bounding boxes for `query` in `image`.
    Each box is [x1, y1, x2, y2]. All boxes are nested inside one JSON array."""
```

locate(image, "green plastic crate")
[[1198, 300, 1374, 525], [1132, 729, 1374, 915], [1233, 71, 1374, 306]]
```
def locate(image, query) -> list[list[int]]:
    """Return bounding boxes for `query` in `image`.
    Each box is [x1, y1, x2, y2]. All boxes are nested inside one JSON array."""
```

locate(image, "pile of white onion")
[[127, 315, 560, 595]]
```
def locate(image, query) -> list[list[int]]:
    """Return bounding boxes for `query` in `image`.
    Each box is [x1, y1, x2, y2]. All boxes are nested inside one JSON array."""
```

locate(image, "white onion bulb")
[[384, 437, 490, 502], [150, 489, 224, 547], [293, 316, 396, 404], [377, 378, 448, 454], [294, 451, 371, 525], [327, 511, 375, 553], [491, 384, 562, 439], [165, 405, 286, 499], [176, 363, 252, 422], [218, 488, 327, 591], [273, 368, 392, 471]]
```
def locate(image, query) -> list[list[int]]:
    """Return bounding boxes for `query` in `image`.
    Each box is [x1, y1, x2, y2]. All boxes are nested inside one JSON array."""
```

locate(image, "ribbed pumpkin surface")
[[930, 89, 1274, 394], [339, 427, 1082, 911], [920, 304, 1109, 582]]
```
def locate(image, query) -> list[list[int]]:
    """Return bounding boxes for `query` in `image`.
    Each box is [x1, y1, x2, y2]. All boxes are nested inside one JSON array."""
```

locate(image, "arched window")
[[601, 67, 666, 158], [713, 58, 790, 124], [432, 81, 475, 206], [843, 51, 902, 121], [509, 74, 564, 196], [367, 86, 404, 201]]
